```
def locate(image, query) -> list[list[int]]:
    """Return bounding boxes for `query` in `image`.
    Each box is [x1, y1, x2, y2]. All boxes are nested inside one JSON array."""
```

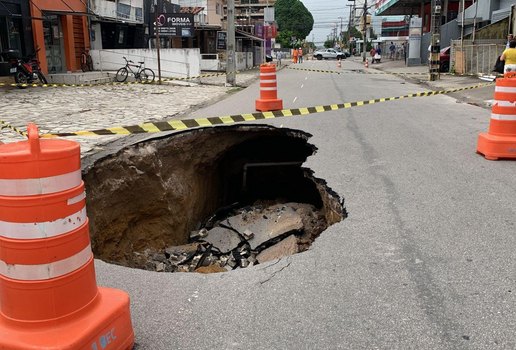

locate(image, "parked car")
[[313, 48, 347, 60], [440, 46, 450, 72]]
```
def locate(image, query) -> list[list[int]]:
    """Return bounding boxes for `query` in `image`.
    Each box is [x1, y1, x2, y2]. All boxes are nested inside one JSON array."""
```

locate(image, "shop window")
[[117, 3, 131, 19]]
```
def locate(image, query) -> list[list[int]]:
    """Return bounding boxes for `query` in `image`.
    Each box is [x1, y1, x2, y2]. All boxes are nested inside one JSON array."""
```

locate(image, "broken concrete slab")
[[256, 235, 299, 263], [202, 226, 243, 254], [225, 204, 304, 250]]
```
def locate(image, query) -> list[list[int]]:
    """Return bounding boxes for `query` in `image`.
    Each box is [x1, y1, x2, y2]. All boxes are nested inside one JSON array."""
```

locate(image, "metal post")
[[362, 0, 367, 62], [226, 0, 236, 86], [155, 4, 162, 84], [429, 0, 441, 81]]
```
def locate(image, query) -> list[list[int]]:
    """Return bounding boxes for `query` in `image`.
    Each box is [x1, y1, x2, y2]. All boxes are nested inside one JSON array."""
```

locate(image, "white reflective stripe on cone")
[[490, 113, 516, 120], [260, 87, 278, 91], [0, 170, 82, 196], [0, 207, 87, 239], [260, 80, 277, 83], [0, 244, 92, 280], [67, 191, 86, 205], [495, 86, 516, 93], [494, 100, 516, 107], [260, 73, 276, 77]]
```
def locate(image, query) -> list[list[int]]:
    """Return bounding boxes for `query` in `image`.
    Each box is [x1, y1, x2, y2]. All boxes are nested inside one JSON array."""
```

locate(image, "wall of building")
[[207, 0, 224, 26], [90, 48, 201, 78], [91, 0, 144, 23]]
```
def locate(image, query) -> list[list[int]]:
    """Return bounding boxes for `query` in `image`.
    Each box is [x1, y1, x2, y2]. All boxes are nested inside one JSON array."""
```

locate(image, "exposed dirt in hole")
[[83, 125, 346, 272]]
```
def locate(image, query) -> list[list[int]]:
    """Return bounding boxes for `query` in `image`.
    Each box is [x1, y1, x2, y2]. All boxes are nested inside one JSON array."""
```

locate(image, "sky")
[[301, 0, 355, 45], [300, 0, 380, 45]]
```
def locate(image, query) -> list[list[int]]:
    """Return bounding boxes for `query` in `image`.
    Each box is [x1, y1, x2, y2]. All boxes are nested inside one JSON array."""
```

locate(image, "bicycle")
[[115, 57, 155, 83], [80, 49, 93, 72]]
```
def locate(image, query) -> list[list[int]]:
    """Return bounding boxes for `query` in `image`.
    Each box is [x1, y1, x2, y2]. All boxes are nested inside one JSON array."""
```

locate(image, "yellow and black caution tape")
[[0, 66, 261, 89], [38, 82, 493, 138], [0, 119, 27, 138], [287, 66, 428, 76], [0, 73, 224, 89]]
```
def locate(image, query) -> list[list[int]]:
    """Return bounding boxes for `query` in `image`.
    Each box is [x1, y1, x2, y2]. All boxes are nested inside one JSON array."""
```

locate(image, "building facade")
[[89, 0, 146, 50], [0, 0, 33, 56], [28, 0, 90, 74]]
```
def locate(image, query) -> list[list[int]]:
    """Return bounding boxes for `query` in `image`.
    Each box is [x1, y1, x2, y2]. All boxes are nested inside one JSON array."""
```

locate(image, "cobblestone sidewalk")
[[0, 70, 258, 155]]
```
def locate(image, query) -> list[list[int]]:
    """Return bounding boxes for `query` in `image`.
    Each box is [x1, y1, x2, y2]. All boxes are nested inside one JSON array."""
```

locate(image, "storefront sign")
[[217, 31, 227, 50], [155, 13, 194, 37]]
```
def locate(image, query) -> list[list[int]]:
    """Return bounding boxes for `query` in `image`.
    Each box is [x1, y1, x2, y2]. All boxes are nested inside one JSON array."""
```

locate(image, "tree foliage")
[[275, 0, 314, 48]]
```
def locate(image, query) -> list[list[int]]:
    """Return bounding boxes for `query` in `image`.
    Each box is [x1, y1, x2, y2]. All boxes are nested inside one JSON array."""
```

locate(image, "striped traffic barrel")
[[0, 123, 97, 321], [256, 63, 283, 112], [477, 77, 516, 160], [0, 123, 134, 350]]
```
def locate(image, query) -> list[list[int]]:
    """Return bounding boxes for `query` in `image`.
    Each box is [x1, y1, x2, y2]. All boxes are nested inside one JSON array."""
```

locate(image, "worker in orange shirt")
[[293, 47, 298, 63]]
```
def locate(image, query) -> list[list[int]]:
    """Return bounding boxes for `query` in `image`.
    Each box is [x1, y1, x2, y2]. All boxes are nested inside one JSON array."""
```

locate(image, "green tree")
[[275, 0, 314, 48], [324, 39, 334, 48]]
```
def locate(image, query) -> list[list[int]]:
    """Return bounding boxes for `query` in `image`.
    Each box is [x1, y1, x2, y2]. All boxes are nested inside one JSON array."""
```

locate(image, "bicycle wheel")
[[86, 55, 93, 71], [80, 53, 88, 72], [115, 67, 129, 82], [139, 68, 155, 83]]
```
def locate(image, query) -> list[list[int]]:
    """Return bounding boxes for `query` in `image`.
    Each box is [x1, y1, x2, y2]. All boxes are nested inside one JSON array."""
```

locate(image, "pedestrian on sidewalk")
[[389, 42, 396, 59], [501, 40, 516, 74], [298, 48, 303, 63], [293, 48, 298, 63]]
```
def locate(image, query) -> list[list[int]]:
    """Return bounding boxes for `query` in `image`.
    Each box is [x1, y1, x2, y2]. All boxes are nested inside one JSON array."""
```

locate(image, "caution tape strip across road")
[[34, 82, 493, 138], [287, 66, 428, 75]]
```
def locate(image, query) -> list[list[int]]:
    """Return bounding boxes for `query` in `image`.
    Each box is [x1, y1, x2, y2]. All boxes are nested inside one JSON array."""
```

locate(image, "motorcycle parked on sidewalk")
[[1, 49, 48, 88]]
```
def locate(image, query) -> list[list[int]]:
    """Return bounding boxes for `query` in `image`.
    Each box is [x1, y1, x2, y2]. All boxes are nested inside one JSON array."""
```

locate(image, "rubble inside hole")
[[135, 202, 326, 273], [83, 125, 346, 273]]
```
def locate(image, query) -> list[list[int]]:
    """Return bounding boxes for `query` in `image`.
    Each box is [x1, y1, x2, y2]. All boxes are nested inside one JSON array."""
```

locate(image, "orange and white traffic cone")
[[477, 77, 516, 160], [256, 63, 283, 112], [337, 58, 341, 68], [0, 124, 135, 349], [364, 58, 369, 68]]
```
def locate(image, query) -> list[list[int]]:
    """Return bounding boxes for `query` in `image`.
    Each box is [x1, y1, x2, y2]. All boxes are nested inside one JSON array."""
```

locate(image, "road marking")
[[301, 84, 304, 89], [293, 96, 298, 103]]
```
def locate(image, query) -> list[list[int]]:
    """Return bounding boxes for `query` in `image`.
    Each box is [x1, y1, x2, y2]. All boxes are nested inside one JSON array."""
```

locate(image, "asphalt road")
[[95, 59, 516, 349]]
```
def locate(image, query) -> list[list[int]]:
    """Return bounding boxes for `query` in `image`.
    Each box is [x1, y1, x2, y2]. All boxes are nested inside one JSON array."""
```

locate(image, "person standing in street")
[[292, 48, 298, 63], [298, 48, 303, 63], [276, 50, 282, 67], [369, 47, 376, 64], [501, 40, 516, 75]]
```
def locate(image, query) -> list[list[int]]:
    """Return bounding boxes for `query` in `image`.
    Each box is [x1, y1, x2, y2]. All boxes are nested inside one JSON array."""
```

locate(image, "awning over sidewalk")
[[375, 0, 429, 16], [236, 30, 264, 42]]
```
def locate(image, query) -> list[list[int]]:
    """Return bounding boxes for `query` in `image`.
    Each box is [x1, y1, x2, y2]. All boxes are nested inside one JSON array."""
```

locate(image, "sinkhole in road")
[[83, 125, 346, 273]]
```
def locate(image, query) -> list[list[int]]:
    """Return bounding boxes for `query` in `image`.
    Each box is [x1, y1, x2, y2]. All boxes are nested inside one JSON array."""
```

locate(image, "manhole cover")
[[83, 125, 346, 273]]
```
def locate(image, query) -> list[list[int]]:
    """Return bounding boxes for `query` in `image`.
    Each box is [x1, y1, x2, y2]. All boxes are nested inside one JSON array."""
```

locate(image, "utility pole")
[[154, 3, 162, 84], [362, 0, 367, 62], [346, 3, 354, 51], [339, 17, 343, 46], [429, 0, 441, 81], [226, 0, 236, 86]]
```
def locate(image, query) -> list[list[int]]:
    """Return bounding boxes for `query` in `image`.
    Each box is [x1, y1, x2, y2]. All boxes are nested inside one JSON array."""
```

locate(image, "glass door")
[[43, 15, 66, 73]]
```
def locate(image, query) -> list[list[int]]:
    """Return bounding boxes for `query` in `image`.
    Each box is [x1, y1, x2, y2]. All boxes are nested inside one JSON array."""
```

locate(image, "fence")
[[451, 40, 506, 75], [90, 48, 200, 78]]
